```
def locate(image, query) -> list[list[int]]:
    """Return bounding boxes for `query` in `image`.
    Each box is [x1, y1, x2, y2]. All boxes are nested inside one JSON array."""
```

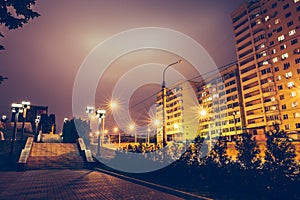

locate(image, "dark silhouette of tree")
[[0, 0, 40, 48], [0, 75, 7, 84], [236, 132, 261, 170], [263, 130, 299, 199], [62, 118, 90, 143]]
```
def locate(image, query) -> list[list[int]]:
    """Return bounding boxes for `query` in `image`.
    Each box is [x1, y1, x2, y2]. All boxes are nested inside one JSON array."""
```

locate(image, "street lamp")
[[85, 106, 94, 127], [10, 103, 23, 154], [34, 115, 40, 142], [21, 101, 30, 141], [1, 115, 7, 122], [147, 127, 151, 145], [162, 59, 182, 147], [96, 109, 106, 156]]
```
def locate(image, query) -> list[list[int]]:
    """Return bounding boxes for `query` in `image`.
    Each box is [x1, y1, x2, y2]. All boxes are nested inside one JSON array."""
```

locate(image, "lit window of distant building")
[[263, 61, 269, 65], [288, 82, 295, 88], [275, 18, 280, 24], [281, 53, 288, 60], [294, 48, 300, 55], [294, 113, 300, 118], [271, 97, 276, 101], [285, 71, 292, 78], [289, 29, 296, 36], [265, 16, 270, 21], [273, 57, 278, 63], [271, 49, 276, 54], [291, 91, 297, 97], [276, 75, 281, 81], [292, 102, 298, 107], [278, 35, 285, 41]]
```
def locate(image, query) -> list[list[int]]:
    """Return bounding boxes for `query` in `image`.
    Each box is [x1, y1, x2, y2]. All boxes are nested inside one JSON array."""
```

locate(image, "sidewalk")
[[0, 169, 183, 200]]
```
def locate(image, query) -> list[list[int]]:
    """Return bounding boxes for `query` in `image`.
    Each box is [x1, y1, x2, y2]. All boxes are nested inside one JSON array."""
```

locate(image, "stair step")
[[26, 143, 85, 170]]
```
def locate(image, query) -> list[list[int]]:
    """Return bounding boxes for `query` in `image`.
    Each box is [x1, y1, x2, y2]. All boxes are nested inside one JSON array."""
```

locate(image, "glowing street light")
[[34, 115, 41, 142], [162, 59, 182, 147], [21, 101, 30, 141]]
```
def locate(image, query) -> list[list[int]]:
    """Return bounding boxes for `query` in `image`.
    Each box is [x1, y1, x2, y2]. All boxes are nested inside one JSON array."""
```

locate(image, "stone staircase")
[[26, 143, 85, 170]]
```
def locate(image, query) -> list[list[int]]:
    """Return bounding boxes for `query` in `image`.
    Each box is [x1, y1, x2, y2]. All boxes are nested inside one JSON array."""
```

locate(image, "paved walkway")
[[0, 170, 183, 200]]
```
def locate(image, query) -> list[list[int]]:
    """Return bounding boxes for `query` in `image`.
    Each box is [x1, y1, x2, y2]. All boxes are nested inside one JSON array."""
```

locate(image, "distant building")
[[197, 64, 245, 141], [232, 0, 300, 137], [156, 80, 199, 144]]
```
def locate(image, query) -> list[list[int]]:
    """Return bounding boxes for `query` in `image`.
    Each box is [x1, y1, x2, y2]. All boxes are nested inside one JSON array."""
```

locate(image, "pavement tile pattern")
[[0, 170, 183, 200]]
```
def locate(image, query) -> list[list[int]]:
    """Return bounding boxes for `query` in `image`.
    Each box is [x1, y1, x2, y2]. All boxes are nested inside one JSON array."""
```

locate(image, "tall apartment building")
[[197, 64, 245, 141], [232, 0, 300, 138], [155, 80, 199, 144]]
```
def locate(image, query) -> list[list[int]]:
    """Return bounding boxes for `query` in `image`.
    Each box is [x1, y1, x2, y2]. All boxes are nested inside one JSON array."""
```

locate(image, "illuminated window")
[[263, 61, 269, 65], [289, 29, 296, 36], [271, 49, 276, 54], [291, 91, 297, 97], [271, 97, 276, 101], [278, 35, 285, 41], [292, 102, 298, 107], [288, 82, 295, 88], [265, 16, 270, 21], [295, 0, 299, 3], [256, 19, 262, 24], [281, 53, 288, 60], [294, 113, 300, 118], [275, 18, 280, 24], [273, 57, 278, 63], [286, 72, 292, 78], [276, 75, 281, 81]]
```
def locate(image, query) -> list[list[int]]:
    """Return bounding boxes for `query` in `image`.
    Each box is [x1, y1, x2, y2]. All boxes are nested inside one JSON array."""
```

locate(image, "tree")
[[263, 130, 299, 198], [236, 132, 261, 170], [0, 0, 40, 49]]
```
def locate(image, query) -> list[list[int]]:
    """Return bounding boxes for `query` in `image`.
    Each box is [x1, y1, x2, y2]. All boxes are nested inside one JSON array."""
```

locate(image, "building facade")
[[197, 64, 245, 141], [232, 0, 300, 137], [156, 80, 199, 144]]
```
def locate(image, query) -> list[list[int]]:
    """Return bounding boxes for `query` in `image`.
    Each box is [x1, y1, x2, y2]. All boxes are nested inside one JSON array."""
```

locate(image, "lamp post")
[[96, 109, 106, 156], [85, 106, 94, 128], [34, 115, 40, 142], [10, 103, 23, 154], [162, 59, 182, 147], [21, 101, 30, 141]]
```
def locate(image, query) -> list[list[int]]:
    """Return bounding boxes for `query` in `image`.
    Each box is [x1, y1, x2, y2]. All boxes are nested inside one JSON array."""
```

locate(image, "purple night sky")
[[0, 0, 245, 131]]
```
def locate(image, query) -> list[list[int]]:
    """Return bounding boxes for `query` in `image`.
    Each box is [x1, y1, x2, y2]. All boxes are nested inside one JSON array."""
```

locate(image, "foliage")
[[236, 132, 261, 170], [262, 130, 299, 198]]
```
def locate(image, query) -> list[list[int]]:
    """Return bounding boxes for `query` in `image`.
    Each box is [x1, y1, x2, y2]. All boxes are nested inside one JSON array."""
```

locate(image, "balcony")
[[244, 103, 262, 111], [262, 91, 276, 97]]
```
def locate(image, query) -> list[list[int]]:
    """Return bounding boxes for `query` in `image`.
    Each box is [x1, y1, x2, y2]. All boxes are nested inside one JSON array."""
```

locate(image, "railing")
[[17, 137, 34, 171]]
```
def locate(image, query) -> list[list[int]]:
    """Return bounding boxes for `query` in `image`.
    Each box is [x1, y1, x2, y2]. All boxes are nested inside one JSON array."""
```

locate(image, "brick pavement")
[[0, 170, 184, 200]]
